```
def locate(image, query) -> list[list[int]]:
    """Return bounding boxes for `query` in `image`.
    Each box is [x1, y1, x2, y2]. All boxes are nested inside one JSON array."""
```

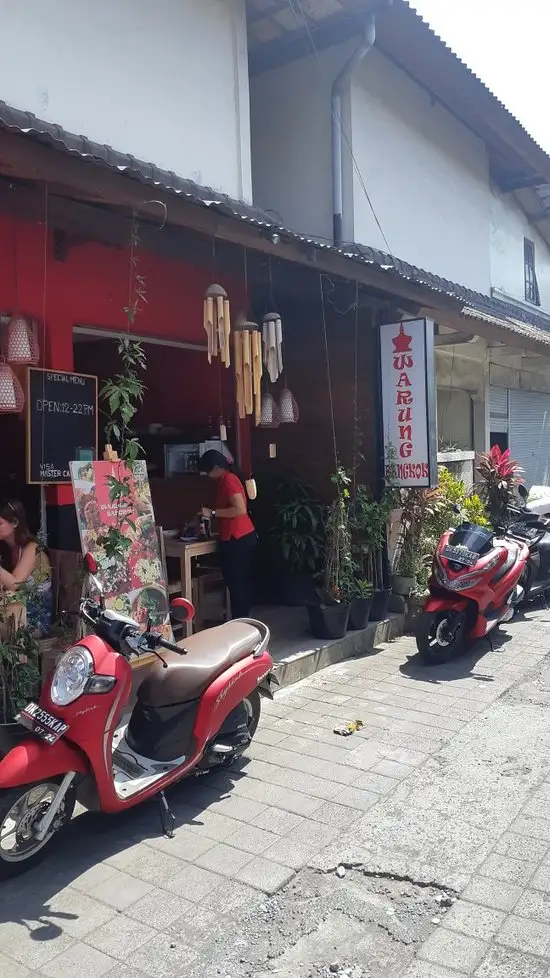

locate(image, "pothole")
[[197, 866, 456, 978]]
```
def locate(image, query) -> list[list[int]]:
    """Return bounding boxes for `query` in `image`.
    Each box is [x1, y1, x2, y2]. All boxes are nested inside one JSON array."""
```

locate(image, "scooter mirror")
[[171, 597, 196, 623], [452, 503, 461, 515], [518, 484, 528, 500], [84, 552, 98, 575]]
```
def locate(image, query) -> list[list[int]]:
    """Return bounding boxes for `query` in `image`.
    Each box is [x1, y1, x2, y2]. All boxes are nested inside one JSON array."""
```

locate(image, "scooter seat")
[[137, 620, 263, 707]]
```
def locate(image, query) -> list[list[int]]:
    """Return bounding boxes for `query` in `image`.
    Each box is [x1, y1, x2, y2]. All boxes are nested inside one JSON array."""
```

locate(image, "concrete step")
[[271, 613, 404, 688]]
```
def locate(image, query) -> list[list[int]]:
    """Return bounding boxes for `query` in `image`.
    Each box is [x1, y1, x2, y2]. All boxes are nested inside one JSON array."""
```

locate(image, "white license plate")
[[441, 545, 478, 567], [17, 703, 69, 746]]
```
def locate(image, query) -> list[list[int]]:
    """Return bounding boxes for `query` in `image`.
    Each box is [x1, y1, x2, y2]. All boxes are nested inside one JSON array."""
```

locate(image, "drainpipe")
[[332, 12, 376, 246]]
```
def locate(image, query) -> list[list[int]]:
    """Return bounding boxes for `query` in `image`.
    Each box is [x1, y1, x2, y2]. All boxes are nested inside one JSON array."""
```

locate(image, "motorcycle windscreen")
[[449, 523, 494, 556]]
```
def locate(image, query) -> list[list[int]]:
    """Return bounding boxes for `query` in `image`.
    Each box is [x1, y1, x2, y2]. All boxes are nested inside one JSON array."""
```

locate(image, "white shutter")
[[509, 389, 550, 489], [489, 386, 509, 431]]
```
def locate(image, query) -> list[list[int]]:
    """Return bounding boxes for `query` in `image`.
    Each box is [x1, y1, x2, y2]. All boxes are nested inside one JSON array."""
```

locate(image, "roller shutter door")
[[489, 386, 509, 432], [509, 389, 550, 489]]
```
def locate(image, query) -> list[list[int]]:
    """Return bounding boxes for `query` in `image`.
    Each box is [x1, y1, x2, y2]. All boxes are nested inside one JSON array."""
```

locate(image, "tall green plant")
[[97, 218, 147, 563]]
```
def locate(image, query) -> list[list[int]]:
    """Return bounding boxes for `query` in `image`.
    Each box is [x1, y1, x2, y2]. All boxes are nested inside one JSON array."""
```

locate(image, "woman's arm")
[[0, 543, 37, 589], [202, 493, 247, 520]]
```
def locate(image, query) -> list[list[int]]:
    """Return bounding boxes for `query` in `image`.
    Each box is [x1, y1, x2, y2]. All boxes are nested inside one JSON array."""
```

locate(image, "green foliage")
[[476, 445, 524, 528], [269, 478, 325, 577]]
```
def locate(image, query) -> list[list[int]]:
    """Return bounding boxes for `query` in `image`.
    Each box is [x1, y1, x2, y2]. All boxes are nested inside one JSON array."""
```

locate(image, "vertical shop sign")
[[379, 318, 437, 488]]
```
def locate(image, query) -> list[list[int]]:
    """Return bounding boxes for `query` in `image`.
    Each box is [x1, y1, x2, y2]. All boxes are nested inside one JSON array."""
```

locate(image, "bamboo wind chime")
[[262, 312, 283, 383], [233, 314, 262, 426], [203, 284, 231, 367]]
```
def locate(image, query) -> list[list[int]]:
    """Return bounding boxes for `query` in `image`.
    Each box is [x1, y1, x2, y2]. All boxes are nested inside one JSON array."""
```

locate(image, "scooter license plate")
[[17, 703, 69, 746], [441, 545, 478, 566]]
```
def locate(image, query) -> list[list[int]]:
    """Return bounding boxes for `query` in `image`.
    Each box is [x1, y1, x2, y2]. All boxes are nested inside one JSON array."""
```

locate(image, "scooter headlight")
[[50, 647, 94, 706]]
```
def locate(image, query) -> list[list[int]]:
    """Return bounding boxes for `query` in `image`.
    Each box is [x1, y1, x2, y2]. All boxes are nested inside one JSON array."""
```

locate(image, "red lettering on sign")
[[397, 372, 412, 388]]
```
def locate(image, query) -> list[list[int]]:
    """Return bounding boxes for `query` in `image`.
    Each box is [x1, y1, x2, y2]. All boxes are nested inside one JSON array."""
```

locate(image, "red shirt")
[[215, 472, 255, 542]]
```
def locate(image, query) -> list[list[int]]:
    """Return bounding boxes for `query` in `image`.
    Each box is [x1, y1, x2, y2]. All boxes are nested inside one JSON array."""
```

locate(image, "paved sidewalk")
[[1, 608, 550, 976]]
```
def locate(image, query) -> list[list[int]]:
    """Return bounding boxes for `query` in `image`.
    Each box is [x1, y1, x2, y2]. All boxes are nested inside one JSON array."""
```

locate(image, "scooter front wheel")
[[416, 610, 467, 665], [0, 778, 76, 878]]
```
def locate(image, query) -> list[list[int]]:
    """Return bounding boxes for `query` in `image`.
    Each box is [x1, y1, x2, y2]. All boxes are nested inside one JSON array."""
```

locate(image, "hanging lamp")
[[233, 313, 262, 424], [203, 284, 231, 366], [262, 312, 283, 384], [0, 359, 25, 413], [6, 315, 40, 365], [279, 387, 299, 424], [259, 392, 280, 428]]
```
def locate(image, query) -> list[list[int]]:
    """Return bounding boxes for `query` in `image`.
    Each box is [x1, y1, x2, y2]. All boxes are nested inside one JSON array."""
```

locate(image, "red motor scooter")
[[0, 555, 277, 877], [416, 512, 529, 665]]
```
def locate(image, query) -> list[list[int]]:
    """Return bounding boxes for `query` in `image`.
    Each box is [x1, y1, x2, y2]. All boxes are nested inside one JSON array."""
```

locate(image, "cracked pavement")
[[3, 607, 550, 976]]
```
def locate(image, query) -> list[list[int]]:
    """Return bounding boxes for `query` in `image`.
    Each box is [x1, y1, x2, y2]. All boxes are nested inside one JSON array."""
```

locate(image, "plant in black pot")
[[306, 467, 352, 640], [349, 484, 395, 622], [267, 478, 325, 606], [346, 577, 374, 630]]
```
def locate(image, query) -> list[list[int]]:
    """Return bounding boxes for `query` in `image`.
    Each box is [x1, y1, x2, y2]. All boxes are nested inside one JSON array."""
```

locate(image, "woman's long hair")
[[198, 450, 251, 510], [0, 500, 34, 571]]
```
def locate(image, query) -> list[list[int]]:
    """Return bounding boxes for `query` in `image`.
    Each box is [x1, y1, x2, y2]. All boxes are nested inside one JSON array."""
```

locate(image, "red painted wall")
[[0, 212, 249, 510]]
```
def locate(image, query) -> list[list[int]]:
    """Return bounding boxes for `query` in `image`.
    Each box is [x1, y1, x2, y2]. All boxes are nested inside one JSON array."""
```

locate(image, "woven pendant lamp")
[[0, 360, 25, 413], [6, 315, 40, 365]]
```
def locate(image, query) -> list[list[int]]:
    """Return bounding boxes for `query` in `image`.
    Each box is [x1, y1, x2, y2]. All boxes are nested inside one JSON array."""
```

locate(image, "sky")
[[409, 0, 549, 152]]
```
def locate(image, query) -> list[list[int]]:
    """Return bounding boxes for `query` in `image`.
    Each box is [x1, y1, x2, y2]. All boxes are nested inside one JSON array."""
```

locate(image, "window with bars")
[[524, 237, 540, 305]]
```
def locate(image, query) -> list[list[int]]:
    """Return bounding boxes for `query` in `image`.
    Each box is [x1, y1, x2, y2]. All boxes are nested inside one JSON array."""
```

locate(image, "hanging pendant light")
[[234, 313, 262, 424], [262, 312, 283, 384], [203, 284, 231, 366], [6, 315, 40, 365], [279, 387, 299, 423], [259, 392, 280, 428], [0, 359, 25, 413]]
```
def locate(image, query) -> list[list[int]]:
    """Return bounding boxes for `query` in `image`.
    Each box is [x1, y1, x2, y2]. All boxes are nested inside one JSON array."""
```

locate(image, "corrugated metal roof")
[[0, 98, 549, 351]]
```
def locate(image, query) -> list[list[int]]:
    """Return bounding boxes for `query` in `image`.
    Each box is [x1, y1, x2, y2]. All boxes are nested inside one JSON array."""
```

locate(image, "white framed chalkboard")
[[26, 368, 98, 484]]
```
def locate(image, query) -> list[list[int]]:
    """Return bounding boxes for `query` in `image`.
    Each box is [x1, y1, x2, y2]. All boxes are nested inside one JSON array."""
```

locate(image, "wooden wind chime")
[[203, 284, 231, 367], [233, 314, 262, 427]]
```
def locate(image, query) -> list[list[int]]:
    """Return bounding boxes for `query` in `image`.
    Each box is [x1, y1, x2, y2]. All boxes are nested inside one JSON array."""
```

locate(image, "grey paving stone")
[[262, 836, 318, 870], [493, 831, 550, 864], [418, 927, 487, 972], [532, 863, 550, 893], [87, 869, 153, 911], [194, 841, 254, 876], [479, 852, 537, 886], [0, 920, 75, 969], [70, 863, 117, 894], [175, 806, 242, 842], [200, 878, 260, 915], [162, 863, 224, 902], [369, 758, 419, 779], [251, 805, 305, 836], [496, 914, 550, 955], [330, 785, 380, 812], [461, 877, 523, 912], [263, 765, 342, 801], [234, 855, 295, 894], [127, 932, 198, 977], [474, 944, 548, 978], [30, 887, 115, 939], [40, 943, 115, 978], [352, 770, 401, 794], [105, 845, 186, 884], [145, 826, 215, 861], [442, 901, 506, 941], [85, 914, 156, 961], [0, 951, 34, 978], [401, 963, 463, 978], [237, 777, 325, 816], [309, 800, 362, 828], [126, 890, 195, 929], [512, 814, 550, 842], [223, 820, 280, 853], [515, 887, 550, 924]]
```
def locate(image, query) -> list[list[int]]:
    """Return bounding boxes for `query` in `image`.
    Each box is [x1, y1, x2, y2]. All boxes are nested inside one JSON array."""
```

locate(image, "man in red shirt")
[[199, 451, 257, 619]]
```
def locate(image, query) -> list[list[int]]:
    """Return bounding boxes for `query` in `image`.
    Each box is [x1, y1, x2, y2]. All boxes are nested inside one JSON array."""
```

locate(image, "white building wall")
[[490, 187, 550, 314], [0, 0, 252, 201], [350, 50, 491, 293]]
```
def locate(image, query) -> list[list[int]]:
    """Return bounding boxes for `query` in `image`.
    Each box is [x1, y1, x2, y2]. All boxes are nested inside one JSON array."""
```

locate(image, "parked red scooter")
[[416, 511, 529, 665], [0, 554, 277, 877]]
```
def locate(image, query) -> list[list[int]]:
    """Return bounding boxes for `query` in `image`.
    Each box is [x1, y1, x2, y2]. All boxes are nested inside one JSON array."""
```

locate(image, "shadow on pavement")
[[398, 627, 513, 685]]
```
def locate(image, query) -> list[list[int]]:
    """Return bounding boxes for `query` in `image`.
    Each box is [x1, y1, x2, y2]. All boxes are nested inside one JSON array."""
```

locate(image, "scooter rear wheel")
[[0, 778, 76, 878], [199, 690, 262, 773], [416, 610, 467, 665]]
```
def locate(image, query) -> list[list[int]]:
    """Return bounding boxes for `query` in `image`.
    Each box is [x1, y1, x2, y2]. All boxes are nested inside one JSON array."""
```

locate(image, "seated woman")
[[0, 500, 52, 637]]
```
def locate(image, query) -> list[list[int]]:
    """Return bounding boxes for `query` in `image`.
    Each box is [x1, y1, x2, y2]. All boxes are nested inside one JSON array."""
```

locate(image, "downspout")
[[332, 12, 376, 246]]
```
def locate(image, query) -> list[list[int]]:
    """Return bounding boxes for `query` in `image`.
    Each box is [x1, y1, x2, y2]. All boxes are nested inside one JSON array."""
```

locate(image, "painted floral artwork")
[[70, 460, 172, 641]]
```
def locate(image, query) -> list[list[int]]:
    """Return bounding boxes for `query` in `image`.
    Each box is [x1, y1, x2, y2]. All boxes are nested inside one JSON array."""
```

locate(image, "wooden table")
[[164, 536, 218, 636]]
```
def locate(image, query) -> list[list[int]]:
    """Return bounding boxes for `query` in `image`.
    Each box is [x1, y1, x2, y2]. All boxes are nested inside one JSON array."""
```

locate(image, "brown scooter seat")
[[137, 620, 263, 708]]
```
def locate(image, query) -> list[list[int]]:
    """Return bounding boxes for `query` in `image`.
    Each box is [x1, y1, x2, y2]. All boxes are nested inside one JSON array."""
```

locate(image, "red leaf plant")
[[476, 445, 524, 528]]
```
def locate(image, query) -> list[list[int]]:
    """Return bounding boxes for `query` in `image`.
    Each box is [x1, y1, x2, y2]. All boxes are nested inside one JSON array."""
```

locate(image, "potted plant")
[[350, 484, 395, 622], [307, 467, 351, 640], [267, 477, 324, 606], [346, 577, 374, 630], [475, 446, 524, 529]]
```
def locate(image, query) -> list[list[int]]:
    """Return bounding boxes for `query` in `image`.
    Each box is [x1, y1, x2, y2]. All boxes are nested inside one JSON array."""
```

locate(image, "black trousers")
[[218, 532, 257, 619]]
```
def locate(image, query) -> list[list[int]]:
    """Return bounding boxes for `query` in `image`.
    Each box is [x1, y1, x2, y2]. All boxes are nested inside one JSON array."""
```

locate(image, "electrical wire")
[[285, 0, 394, 260]]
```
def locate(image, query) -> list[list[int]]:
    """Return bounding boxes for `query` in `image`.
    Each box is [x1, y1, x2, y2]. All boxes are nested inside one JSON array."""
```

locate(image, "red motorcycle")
[[0, 554, 277, 877], [416, 516, 528, 664]]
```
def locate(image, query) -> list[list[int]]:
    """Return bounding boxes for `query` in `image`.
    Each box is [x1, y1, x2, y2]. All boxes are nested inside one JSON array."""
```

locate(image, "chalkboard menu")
[[27, 368, 98, 484]]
